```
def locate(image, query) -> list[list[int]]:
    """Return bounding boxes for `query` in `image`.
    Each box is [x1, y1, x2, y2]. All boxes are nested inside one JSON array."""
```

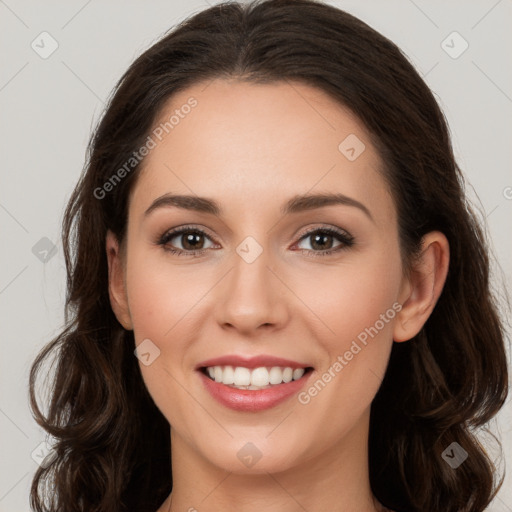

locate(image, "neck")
[[158, 408, 386, 512]]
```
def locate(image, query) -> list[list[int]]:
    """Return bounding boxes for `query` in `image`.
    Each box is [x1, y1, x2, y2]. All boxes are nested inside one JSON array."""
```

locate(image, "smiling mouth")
[[200, 365, 314, 390]]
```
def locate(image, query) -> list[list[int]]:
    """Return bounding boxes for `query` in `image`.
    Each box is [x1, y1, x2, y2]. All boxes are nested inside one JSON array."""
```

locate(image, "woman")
[[29, 1, 509, 511]]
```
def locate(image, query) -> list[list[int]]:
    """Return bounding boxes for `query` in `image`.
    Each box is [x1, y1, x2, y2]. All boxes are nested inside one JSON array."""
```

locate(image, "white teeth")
[[233, 367, 251, 386], [204, 365, 307, 388], [251, 367, 269, 387], [269, 366, 284, 385], [293, 368, 305, 380], [282, 367, 293, 383], [222, 365, 235, 385]]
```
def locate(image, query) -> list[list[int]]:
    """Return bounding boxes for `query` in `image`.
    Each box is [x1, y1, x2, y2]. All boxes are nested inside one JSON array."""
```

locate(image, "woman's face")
[[110, 78, 412, 474]]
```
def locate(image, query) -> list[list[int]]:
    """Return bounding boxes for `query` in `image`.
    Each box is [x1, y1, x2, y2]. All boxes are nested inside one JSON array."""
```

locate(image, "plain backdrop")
[[1, 1, 511, 510]]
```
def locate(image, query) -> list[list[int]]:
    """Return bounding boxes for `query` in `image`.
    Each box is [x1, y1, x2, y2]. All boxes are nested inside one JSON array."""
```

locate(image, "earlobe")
[[393, 231, 450, 342], [106, 230, 133, 330]]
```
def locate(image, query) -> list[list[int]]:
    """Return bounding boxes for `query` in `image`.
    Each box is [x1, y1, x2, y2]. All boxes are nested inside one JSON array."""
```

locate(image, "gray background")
[[1, 0, 511, 510]]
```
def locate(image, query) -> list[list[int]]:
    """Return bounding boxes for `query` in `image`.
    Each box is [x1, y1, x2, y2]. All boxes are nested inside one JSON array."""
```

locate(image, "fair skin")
[[106, 79, 449, 512]]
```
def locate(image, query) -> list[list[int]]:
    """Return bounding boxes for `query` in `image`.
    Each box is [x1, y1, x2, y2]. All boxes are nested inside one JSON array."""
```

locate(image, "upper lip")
[[196, 354, 313, 370]]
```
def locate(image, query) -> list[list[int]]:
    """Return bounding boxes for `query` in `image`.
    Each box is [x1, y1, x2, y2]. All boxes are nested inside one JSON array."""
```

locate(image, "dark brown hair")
[[29, 1, 509, 511]]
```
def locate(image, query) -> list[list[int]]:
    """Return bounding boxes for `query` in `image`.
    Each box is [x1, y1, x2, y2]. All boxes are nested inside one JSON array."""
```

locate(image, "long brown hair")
[[29, 1, 509, 510]]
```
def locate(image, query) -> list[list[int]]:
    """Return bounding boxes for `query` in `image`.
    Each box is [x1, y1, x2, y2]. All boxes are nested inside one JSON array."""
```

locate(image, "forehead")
[[130, 79, 395, 223]]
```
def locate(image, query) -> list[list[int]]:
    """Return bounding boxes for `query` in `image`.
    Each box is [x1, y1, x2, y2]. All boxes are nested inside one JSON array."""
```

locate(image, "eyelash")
[[157, 225, 355, 258]]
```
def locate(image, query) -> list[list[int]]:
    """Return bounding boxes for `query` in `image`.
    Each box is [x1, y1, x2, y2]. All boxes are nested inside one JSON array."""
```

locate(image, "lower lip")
[[198, 369, 313, 412]]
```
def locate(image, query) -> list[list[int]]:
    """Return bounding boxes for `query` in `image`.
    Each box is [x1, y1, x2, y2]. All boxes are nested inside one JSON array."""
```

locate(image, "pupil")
[[312, 233, 332, 250], [183, 232, 203, 250]]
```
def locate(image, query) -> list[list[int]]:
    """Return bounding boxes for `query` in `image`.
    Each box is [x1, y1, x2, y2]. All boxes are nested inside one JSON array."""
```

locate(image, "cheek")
[[295, 246, 401, 417], [124, 252, 205, 428], [125, 249, 207, 340], [123, 251, 202, 401], [296, 243, 402, 351]]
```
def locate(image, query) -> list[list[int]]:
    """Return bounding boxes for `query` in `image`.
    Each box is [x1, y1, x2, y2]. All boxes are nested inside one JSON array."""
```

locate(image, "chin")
[[198, 434, 305, 475]]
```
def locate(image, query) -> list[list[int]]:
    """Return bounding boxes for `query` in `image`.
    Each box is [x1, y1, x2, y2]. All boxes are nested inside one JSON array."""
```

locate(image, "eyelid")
[[294, 224, 353, 243], [157, 224, 220, 246]]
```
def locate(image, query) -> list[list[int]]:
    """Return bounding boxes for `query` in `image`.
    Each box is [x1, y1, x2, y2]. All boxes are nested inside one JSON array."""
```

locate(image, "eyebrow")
[[144, 192, 373, 221]]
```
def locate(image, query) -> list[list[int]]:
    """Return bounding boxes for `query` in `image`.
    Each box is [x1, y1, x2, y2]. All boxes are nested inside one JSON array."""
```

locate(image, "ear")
[[106, 230, 133, 330], [393, 231, 450, 342]]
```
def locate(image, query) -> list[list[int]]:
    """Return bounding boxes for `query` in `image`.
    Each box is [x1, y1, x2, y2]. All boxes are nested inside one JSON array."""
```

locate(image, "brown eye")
[[158, 227, 216, 255], [179, 231, 206, 250], [309, 232, 335, 250], [295, 228, 354, 256]]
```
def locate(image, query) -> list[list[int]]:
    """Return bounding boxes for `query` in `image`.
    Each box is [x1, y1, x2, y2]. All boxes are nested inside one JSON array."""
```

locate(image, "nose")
[[214, 246, 289, 335]]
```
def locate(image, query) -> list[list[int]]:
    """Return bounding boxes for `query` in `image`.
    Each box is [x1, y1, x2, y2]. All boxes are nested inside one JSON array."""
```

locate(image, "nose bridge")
[[216, 235, 286, 331]]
